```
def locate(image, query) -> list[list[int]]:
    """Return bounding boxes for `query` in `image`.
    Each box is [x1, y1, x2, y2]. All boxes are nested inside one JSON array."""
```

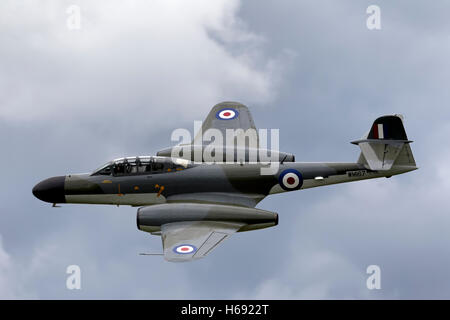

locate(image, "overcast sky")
[[1, 0, 449, 299]]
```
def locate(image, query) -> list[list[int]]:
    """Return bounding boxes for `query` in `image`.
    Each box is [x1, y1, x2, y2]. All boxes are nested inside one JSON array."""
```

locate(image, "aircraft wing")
[[157, 101, 296, 162], [192, 101, 259, 146], [138, 203, 278, 262], [161, 221, 245, 262]]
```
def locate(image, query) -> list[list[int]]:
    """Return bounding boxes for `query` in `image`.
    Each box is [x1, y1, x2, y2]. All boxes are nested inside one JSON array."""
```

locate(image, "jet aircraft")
[[33, 102, 417, 262]]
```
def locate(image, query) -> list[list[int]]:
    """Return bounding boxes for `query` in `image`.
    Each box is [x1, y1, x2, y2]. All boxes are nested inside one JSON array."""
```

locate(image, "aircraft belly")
[[65, 193, 166, 205]]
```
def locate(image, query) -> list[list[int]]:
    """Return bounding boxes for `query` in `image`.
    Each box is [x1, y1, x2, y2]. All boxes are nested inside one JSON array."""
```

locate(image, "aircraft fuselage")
[[32, 160, 416, 207]]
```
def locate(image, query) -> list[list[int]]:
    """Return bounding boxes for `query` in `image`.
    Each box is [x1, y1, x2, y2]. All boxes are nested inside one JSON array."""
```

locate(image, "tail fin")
[[352, 115, 416, 170]]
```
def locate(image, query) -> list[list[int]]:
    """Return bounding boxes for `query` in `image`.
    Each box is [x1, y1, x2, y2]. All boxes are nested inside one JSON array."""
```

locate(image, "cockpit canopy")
[[92, 156, 191, 176]]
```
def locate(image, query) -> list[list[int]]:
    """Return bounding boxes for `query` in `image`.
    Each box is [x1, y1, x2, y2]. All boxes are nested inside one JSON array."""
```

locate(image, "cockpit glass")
[[92, 162, 113, 176], [92, 156, 191, 176]]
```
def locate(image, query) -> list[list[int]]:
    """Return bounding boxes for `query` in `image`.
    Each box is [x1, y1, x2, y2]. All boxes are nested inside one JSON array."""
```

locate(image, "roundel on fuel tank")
[[278, 169, 303, 191]]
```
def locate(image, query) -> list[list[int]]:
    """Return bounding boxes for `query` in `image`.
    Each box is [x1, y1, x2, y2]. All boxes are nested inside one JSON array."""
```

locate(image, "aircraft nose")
[[32, 176, 66, 204]]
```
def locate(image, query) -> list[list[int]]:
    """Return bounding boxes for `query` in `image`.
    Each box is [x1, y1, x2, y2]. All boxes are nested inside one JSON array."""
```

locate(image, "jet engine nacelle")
[[157, 145, 295, 163], [137, 203, 278, 234]]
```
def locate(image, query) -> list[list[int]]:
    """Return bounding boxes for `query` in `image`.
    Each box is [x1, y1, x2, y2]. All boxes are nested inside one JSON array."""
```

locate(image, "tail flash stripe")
[[378, 124, 384, 139], [373, 124, 379, 139]]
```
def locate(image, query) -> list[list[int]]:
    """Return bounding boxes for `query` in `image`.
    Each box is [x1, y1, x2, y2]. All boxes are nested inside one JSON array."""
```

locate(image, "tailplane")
[[352, 115, 416, 170]]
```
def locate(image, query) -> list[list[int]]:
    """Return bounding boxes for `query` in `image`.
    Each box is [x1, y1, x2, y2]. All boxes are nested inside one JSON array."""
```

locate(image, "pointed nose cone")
[[32, 176, 66, 203]]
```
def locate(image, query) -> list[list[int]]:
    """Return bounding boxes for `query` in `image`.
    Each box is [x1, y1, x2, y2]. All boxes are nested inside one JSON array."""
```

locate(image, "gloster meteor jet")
[[33, 102, 417, 262]]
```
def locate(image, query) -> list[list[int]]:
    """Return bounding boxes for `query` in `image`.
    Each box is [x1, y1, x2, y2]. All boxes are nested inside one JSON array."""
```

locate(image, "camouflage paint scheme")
[[33, 102, 417, 262]]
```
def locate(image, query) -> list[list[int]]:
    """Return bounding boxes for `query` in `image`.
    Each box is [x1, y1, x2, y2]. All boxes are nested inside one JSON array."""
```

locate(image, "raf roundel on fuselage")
[[278, 169, 303, 191]]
